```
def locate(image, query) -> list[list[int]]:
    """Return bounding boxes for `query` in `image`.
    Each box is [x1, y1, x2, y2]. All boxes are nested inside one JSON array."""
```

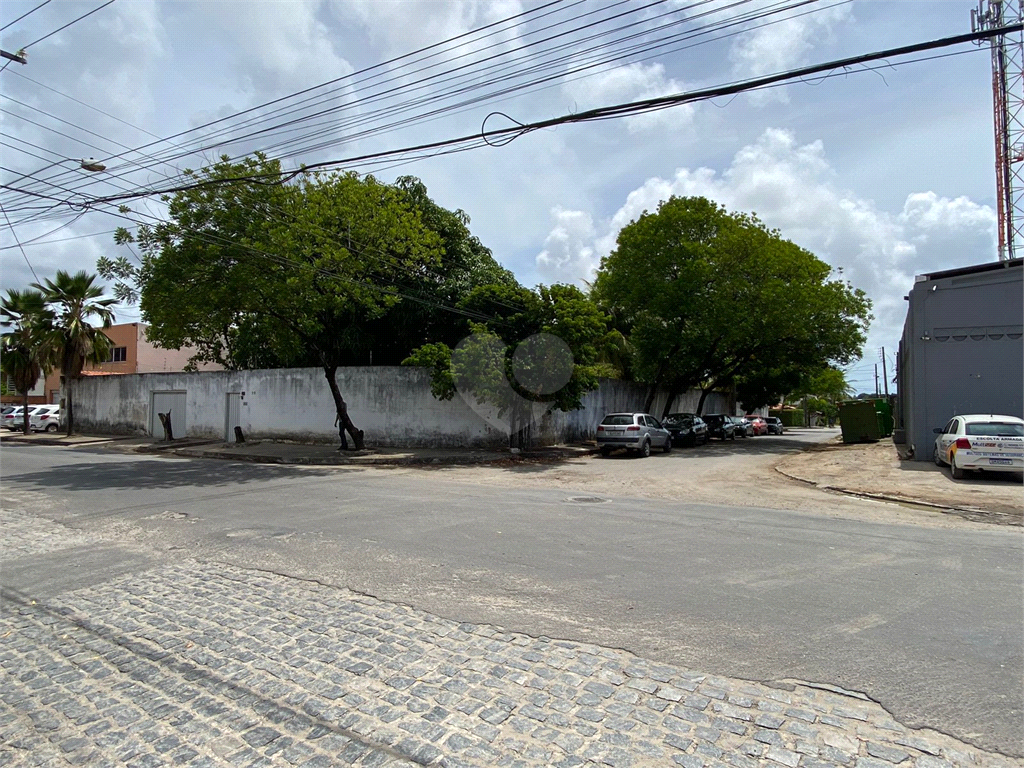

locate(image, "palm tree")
[[33, 270, 117, 436], [1, 289, 57, 434]]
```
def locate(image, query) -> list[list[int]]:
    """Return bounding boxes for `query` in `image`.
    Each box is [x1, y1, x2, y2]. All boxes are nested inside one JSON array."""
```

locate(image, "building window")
[[108, 346, 128, 363]]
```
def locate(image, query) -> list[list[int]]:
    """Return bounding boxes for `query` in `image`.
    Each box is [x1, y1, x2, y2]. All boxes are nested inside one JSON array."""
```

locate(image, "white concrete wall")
[[74, 366, 734, 447]]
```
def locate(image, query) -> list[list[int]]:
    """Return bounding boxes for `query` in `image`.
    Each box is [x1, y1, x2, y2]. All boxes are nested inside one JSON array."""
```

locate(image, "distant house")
[[0, 322, 221, 406], [896, 258, 1023, 461]]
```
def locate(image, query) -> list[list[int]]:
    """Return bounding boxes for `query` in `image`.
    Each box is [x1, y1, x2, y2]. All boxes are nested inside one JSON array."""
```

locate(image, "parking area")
[[427, 428, 1021, 528]]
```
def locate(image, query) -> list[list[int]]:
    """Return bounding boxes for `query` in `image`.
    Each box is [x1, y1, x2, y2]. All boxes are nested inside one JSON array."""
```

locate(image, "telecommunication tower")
[[972, 0, 1024, 261]]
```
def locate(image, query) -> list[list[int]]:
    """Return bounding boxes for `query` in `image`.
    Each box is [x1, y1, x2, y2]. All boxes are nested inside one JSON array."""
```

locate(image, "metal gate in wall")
[[225, 392, 242, 442], [150, 391, 186, 439]]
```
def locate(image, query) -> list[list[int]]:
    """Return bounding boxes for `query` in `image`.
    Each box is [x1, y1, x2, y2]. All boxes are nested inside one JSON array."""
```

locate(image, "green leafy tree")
[[333, 176, 522, 365], [100, 154, 444, 449], [404, 283, 611, 449], [593, 196, 871, 416], [1, 289, 57, 434], [32, 271, 116, 436]]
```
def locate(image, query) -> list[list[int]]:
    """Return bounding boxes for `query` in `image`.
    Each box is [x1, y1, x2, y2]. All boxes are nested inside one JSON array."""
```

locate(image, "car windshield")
[[601, 415, 635, 426], [965, 422, 1024, 437], [663, 415, 691, 426]]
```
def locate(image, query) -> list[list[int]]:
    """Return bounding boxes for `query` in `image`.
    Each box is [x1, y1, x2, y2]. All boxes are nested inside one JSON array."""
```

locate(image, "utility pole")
[[0, 49, 27, 65], [879, 348, 890, 397], [874, 364, 879, 398]]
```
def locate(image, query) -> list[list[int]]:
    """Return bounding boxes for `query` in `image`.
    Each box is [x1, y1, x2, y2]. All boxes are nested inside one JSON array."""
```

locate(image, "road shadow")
[[3, 455, 336, 492]]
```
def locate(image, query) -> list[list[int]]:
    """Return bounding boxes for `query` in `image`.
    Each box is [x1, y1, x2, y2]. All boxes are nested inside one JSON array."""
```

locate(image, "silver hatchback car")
[[596, 412, 673, 457]]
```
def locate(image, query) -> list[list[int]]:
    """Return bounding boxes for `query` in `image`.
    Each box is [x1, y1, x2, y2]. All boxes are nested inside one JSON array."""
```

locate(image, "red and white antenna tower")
[[973, 0, 1024, 261]]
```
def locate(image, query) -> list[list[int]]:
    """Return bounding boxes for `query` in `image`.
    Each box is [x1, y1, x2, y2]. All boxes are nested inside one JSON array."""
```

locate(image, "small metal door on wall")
[[225, 392, 242, 442], [151, 391, 186, 438]]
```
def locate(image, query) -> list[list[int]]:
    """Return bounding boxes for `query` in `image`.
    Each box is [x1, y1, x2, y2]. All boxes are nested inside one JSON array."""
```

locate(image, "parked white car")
[[30, 405, 61, 432], [3, 406, 41, 430], [933, 414, 1024, 478]]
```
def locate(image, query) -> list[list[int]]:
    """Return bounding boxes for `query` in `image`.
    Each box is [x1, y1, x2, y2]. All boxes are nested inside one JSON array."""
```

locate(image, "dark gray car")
[[597, 413, 673, 457]]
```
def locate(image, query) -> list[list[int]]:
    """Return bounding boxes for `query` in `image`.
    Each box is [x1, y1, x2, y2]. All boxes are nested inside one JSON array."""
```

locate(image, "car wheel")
[[662, 436, 672, 454], [600, 446, 613, 457], [45, 423, 59, 432], [639, 439, 651, 458], [951, 458, 966, 479], [933, 447, 944, 467]]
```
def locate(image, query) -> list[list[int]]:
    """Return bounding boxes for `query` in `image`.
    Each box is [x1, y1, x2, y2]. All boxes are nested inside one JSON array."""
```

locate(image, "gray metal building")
[[896, 258, 1023, 461]]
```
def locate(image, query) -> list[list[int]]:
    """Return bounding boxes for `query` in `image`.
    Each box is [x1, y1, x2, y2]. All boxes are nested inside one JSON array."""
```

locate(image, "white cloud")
[[333, 0, 524, 58], [561, 61, 694, 133], [729, 4, 853, 103], [199, 1, 351, 96], [534, 128, 996, 356], [535, 208, 598, 285]]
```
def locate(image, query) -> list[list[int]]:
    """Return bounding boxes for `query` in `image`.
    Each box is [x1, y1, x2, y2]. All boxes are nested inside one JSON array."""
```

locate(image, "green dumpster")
[[838, 399, 893, 443]]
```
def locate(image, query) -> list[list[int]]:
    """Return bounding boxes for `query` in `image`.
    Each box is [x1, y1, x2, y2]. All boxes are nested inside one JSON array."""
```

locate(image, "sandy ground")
[[777, 439, 1023, 526], [421, 431, 1022, 530]]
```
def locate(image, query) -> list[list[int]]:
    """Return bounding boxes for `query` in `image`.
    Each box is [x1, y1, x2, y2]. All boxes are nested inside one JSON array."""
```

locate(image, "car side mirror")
[[932, 427, 942, 433]]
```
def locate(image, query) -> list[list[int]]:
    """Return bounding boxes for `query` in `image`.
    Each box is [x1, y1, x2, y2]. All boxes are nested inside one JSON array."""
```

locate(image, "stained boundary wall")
[[74, 366, 732, 448]]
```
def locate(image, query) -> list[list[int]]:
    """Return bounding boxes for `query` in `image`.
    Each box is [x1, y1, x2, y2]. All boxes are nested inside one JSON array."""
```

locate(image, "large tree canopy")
[[593, 196, 871, 416], [404, 283, 611, 448], [100, 154, 447, 448], [358, 176, 521, 364]]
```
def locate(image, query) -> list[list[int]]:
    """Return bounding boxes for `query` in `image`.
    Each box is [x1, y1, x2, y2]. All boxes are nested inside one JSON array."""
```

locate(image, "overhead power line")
[[2, 0, 836, 217], [2, 0, 570, 201], [11, 0, 843, 213], [37, 22, 1016, 211], [0, 205, 39, 281], [1, 0, 53, 33], [20, 0, 117, 49]]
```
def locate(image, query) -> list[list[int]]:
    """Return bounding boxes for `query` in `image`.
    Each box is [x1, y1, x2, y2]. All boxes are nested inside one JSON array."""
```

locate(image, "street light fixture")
[[4, 157, 107, 187]]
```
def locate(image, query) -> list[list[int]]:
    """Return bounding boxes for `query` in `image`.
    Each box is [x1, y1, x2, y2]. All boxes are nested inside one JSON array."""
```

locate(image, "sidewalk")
[[0, 430, 598, 467], [2, 506, 1019, 768]]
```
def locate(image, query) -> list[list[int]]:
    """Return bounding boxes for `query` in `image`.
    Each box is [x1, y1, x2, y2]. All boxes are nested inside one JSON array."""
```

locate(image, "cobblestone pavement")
[[1, 509, 1020, 768]]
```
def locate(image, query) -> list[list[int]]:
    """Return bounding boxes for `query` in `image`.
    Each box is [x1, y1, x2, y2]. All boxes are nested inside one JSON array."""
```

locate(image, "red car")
[[744, 415, 768, 436]]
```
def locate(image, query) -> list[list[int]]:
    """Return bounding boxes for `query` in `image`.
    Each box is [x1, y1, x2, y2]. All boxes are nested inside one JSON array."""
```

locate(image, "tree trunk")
[[643, 341, 683, 413], [65, 379, 74, 436], [508, 400, 533, 452], [21, 389, 30, 434], [158, 411, 174, 441], [660, 387, 680, 419], [324, 365, 364, 450], [695, 388, 711, 416], [643, 385, 658, 415]]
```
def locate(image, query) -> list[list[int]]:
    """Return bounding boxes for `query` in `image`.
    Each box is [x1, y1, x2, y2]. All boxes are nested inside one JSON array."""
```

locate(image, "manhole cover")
[[566, 496, 609, 504]]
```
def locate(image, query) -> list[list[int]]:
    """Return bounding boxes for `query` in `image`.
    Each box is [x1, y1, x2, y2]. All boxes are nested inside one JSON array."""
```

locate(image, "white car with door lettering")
[[933, 414, 1024, 479], [30, 405, 61, 432]]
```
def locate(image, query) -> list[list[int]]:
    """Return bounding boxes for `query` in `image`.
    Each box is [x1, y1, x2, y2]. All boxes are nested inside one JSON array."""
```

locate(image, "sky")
[[0, 0, 1007, 396]]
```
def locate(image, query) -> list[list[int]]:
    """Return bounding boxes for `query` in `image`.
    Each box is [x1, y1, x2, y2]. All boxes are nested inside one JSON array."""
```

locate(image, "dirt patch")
[[421, 432, 1022, 530], [777, 439, 1023, 527]]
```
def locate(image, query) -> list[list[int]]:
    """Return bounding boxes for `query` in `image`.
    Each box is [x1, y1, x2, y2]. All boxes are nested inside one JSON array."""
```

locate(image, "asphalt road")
[[1, 439, 1021, 757]]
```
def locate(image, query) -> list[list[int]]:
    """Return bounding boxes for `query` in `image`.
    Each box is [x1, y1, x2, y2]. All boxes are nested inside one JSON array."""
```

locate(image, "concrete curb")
[[4, 432, 601, 467], [166, 445, 601, 467], [772, 463, 996, 516], [0, 434, 139, 448]]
